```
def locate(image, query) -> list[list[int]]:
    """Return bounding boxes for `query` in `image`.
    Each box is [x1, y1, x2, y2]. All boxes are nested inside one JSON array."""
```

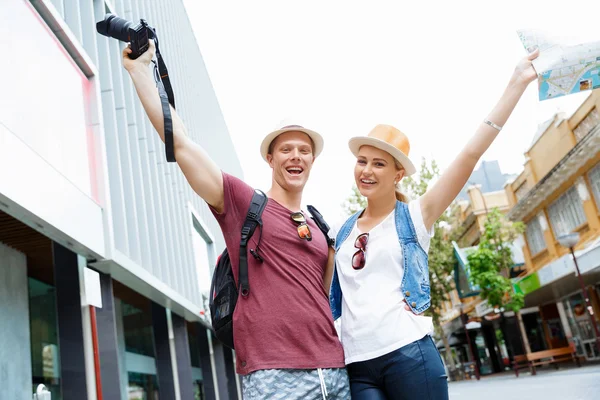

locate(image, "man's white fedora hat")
[[348, 124, 416, 176], [260, 119, 324, 162]]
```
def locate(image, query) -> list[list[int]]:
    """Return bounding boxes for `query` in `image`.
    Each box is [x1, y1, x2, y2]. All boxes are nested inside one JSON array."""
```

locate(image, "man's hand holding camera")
[[123, 39, 155, 74], [96, 13, 176, 162]]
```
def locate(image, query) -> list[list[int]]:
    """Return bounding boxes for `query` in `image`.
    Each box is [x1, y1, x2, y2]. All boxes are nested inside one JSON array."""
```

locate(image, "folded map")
[[517, 29, 600, 101]]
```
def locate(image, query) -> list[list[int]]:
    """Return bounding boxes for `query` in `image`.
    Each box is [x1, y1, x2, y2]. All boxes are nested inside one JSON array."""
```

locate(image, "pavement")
[[448, 363, 600, 400]]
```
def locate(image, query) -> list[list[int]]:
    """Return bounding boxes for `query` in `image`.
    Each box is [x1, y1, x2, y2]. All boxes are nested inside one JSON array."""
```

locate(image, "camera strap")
[[152, 34, 176, 162]]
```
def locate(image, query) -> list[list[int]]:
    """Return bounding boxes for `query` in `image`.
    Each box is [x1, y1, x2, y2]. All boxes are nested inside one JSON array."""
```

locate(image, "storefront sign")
[[475, 299, 494, 317], [82, 267, 102, 308], [514, 272, 541, 295]]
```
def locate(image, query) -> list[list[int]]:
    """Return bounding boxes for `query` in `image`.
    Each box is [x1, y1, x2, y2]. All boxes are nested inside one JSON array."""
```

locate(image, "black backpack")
[[208, 191, 333, 349]]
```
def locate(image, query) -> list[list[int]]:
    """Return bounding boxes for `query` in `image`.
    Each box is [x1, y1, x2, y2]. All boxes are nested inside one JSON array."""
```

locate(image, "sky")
[[183, 0, 599, 222]]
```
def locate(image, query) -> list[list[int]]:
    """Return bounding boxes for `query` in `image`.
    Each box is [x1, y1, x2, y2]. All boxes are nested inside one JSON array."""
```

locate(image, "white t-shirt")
[[331, 200, 434, 364]]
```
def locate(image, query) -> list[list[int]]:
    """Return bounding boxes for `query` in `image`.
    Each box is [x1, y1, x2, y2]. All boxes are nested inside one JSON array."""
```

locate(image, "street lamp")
[[557, 232, 600, 353]]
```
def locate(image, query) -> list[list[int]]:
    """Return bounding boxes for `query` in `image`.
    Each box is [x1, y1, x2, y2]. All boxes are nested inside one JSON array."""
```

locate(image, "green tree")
[[466, 208, 525, 312], [400, 158, 438, 201], [342, 185, 366, 215]]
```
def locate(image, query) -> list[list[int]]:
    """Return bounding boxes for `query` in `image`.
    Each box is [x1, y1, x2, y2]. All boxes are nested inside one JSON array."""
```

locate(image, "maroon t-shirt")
[[211, 173, 345, 375]]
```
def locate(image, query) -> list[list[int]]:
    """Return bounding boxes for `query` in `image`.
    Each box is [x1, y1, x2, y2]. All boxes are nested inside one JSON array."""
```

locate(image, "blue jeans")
[[347, 335, 448, 400]]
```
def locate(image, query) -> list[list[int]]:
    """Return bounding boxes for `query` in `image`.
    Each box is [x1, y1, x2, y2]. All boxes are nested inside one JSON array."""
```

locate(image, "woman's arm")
[[420, 49, 539, 230]]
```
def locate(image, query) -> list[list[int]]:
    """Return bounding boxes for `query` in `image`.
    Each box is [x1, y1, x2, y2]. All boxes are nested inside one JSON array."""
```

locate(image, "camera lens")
[[96, 13, 132, 42]]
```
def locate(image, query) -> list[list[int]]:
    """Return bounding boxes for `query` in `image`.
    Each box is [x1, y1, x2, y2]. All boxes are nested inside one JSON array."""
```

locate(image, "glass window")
[[194, 379, 206, 400], [122, 301, 155, 357], [525, 215, 546, 255], [188, 327, 201, 369], [188, 324, 206, 399], [128, 372, 159, 400], [522, 311, 548, 352], [473, 333, 493, 375], [588, 162, 600, 210], [564, 293, 600, 360], [191, 216, 214, 319], [29, 278, 61, 400], [548, 187, 586, 237]]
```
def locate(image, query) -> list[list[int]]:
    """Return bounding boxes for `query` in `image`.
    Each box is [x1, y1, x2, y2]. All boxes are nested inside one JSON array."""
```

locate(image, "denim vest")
[[329, 201, 431, 320]]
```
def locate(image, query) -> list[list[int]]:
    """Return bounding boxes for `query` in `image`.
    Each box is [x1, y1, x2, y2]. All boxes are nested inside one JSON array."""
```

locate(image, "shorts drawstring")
[[318, 368, 328, 399]]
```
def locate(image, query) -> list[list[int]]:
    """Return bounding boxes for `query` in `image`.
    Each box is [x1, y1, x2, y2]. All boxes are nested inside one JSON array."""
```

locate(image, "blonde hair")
[[394, 160, 409, 203]]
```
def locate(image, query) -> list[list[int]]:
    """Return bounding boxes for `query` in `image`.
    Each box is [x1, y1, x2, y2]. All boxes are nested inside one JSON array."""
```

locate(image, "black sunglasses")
[[290, 212, 312, 241]]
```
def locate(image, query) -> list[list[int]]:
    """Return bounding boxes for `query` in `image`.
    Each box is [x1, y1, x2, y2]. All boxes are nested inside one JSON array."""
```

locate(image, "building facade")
[[455, 185, 513, 247], [439, 91, 600, 380], [506, 90, 600, 363], [439, 182, 528, 378], [1, 0, 242, 399]]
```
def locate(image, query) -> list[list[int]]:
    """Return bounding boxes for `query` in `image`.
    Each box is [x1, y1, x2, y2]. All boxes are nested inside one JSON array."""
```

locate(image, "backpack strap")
[[239, 189, 268, 297], [307, 205, 335, 247]]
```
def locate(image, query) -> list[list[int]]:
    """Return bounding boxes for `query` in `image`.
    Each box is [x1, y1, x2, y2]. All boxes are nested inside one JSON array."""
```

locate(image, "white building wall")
[[0, 0, 242, 319]]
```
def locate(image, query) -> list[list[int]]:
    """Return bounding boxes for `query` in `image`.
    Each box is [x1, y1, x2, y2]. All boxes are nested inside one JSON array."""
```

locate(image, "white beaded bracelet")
[[484, 119, 503, 131]]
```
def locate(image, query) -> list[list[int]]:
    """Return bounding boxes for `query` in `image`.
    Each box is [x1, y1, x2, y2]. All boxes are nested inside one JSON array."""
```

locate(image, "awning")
[[454, 241, 480, 298], [513, 239, 600, 306], [465, 321, 482, 330], [579, 237, 600, 275], [436, 331, 468, 349], [454, 241, 525, 299], [522, 267, 600, 306], [508, 125, 600, 222]]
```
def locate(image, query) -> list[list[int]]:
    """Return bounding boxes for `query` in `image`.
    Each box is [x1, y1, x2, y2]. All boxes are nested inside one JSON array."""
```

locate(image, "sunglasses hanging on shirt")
[[352, 232, 369, 270], [290, 212, 312, 241]]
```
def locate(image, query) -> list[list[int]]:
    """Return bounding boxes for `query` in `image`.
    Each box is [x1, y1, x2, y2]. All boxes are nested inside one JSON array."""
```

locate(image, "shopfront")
[[29, 278, 61, 399], [559, 289, 600, 360], [439, 311, 518, 379], [514, 243, 600, 362], [0, 211, 91, 400], [0, 211, 221, 399]]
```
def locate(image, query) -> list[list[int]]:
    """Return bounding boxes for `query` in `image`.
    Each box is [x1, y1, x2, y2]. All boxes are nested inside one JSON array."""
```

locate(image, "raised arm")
[[123, 41, 225, 212], [420, 49, 539, 230]]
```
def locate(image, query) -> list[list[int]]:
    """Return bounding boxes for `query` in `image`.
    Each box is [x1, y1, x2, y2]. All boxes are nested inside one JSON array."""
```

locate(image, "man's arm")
[[123, 41, 224, 212], [322, 247, 335, 296]]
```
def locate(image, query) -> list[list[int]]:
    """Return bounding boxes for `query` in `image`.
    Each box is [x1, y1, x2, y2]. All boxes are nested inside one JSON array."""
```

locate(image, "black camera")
[[96, 13, 177, 163], [96, 13, 153, 59]]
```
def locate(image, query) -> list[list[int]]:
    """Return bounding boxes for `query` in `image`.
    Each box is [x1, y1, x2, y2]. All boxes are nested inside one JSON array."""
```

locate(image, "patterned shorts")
[[242, 368, 350, 400]]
